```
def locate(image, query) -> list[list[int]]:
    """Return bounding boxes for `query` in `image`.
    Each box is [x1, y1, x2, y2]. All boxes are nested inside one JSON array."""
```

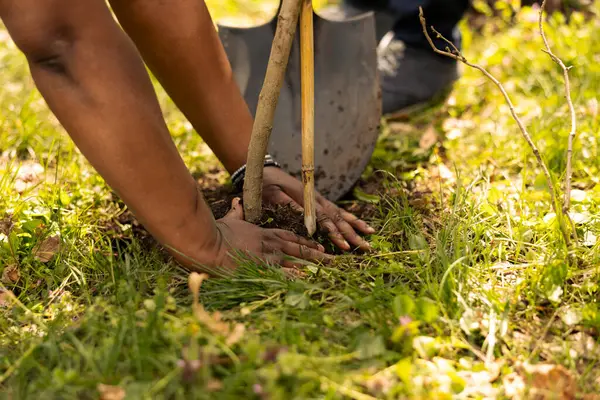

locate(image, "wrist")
[[165, 220, 225, 273], [230, 154, 282, 192], [152, 187, 224, 272]]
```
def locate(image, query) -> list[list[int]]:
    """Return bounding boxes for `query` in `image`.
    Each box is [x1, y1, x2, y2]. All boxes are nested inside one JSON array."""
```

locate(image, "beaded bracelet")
[[231, 154, 282, 192]]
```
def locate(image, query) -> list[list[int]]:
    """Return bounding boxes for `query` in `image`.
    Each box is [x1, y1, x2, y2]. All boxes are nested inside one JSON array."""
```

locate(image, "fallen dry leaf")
[[505, 363, 577, 400], [1, 264, 20, 284], [97, 383, 125, 400], [0, 289, 14, 308], [419, 125, 440, 150], [0, 216, 13, 235], [567, 332, 600, 360], [33, 235, 60, 262], [14, 161, 45, 194]]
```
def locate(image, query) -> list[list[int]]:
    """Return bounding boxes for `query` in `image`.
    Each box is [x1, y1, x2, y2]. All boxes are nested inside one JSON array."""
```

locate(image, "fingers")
[[260, 230, 332, 266], [340, 210, 376, 234], [262, 179, 376, 253], [279, 240, 334, 264], [223, 197, 244, 221], [317, 203, 372, 252], [316, 214, 351, 251], [274, 229, 325, 252], [264, 186, 304, 214]]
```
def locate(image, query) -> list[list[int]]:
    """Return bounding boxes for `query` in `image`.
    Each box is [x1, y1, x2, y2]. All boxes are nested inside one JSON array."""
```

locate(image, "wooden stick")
[[243, 0, 303, 223], [300, 0, 317, 236]]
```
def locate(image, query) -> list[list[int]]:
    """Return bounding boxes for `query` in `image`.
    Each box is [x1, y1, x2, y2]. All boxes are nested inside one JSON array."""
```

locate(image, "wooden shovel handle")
[[300, 0, 317, 236]]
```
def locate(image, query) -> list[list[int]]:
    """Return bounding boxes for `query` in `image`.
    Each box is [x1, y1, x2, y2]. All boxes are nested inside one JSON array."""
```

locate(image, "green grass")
[[2, 1, 600, 399]]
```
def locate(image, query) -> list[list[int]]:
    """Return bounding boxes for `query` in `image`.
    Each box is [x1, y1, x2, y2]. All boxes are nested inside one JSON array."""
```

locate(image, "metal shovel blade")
[[217, 8, 381, 201]]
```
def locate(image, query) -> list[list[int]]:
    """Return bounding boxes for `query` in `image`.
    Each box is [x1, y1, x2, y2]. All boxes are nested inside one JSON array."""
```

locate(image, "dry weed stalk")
[[418, 5, 576, 248], [538, 0, 577, 217]]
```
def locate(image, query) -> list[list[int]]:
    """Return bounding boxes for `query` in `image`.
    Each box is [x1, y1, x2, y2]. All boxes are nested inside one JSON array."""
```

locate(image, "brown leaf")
[[506, 363, 577, 400], [14, 161, 45, 194], [0, 216, 13, 235], [419, 125, 440, 150], [97, 384, 125, 400], [0, 289, 14, 309], [1, 264, 20, 284], [33, 235, 60, 262]]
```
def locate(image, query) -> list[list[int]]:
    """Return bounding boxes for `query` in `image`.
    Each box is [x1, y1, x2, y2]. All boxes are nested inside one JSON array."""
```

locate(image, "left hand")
[[261, 167, 375, 251]]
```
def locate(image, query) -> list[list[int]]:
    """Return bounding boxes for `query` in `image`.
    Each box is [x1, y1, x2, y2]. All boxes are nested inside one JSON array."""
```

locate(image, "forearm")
[[110, 0, 253, 174], [10, 3, 219, 262]]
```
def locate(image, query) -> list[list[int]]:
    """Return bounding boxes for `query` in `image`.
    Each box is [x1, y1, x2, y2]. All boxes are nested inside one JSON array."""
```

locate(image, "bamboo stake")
[[300, 0, 317, 236], [243, 0, 303, 223]]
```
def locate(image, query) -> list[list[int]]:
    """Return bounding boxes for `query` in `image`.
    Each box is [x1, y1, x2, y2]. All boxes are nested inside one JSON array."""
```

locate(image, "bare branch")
[[418, 7, 572, 248], [243, 0, 303, 223], [539, 0, 577, 215], [432, 27, 463, 59]]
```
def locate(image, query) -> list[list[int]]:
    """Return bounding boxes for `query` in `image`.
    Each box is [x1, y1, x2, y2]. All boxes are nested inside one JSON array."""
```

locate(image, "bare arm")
[[0, 0, 329, 271], [109, 0, 376, 251], [109, 0, 252, 174]]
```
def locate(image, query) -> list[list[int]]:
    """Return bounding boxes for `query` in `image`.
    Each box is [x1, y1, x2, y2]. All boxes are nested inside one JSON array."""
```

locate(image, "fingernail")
[[367, 227, 376, 233], [343, 240, 350, 249], [317, 244, 325, 252]]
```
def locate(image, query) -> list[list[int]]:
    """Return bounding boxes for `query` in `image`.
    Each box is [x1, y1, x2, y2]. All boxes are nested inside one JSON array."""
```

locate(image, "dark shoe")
[[319, 4, 460, 115], [378, 32, 460, 115]]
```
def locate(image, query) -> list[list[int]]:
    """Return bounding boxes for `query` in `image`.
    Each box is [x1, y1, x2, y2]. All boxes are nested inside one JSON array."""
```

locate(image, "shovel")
[[218, 2, 381, 202]]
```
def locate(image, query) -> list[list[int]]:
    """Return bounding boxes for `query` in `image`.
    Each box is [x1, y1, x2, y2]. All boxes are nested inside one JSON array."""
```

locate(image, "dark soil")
[[201, 184, 313, 237], [200, 177, 383, 254]]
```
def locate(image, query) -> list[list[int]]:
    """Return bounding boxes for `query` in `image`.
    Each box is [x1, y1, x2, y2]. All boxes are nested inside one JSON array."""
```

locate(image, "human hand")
[[200, 197, 333, 274], [261, 167, 375, 252]]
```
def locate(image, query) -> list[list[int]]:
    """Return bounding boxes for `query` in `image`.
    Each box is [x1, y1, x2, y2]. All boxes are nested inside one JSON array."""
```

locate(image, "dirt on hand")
[[202, 185, 318, 238]]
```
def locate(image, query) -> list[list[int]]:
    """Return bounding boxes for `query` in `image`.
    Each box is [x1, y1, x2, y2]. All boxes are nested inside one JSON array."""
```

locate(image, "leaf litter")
[[32, 235, 60, 262]]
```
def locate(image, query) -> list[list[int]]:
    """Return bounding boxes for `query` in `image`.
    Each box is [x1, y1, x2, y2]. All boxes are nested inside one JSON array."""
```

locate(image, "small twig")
[[538, 0, 578, 238], [418, 7, 571, 249]]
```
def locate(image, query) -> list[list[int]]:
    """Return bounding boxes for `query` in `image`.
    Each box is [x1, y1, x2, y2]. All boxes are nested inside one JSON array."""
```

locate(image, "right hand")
[[198, 198, 334, 274]]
